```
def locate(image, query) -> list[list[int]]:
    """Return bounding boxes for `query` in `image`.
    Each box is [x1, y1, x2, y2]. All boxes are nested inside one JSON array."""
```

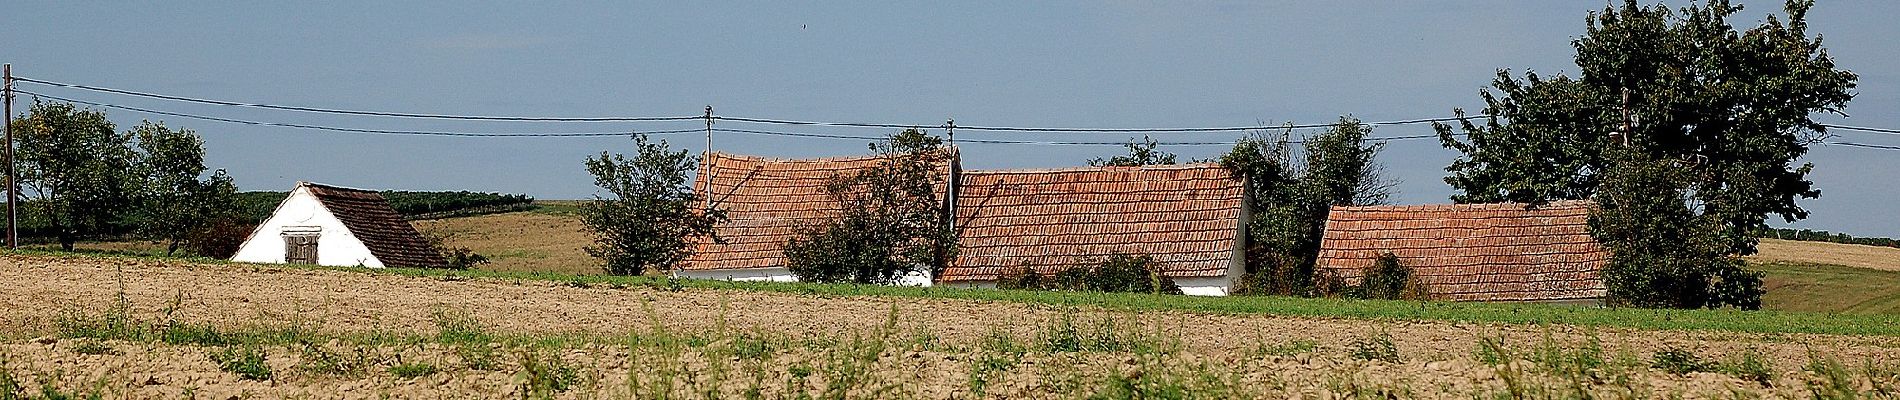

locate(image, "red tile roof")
[[302, 182, 447, 268], [1315, 201, 1607, 302], [683, 152, 950, 271], [941, 164, 1245, 282]]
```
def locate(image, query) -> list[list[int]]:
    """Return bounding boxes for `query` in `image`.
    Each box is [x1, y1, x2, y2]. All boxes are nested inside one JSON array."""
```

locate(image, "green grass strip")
[[9, 249, 1898, 337]]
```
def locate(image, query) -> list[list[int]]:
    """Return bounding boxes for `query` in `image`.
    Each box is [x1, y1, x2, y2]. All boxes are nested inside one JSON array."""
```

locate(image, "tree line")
[[581, 0, 1856, 310]]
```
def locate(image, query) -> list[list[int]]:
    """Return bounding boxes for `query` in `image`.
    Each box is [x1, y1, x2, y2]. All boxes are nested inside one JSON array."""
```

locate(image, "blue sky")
[[3, 1, 1896, 237]]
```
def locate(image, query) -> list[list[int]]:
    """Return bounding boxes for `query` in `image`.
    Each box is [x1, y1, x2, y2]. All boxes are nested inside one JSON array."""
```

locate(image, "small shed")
[[678, 152, 951, 284], [1314, 200, 1607, 303], [231, 181, 446, 268], [939, 164, 1249, 296]]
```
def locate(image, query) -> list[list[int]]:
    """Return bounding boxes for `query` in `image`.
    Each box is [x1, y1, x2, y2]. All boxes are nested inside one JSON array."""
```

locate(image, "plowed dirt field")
[[2, 254, 1896, 399]]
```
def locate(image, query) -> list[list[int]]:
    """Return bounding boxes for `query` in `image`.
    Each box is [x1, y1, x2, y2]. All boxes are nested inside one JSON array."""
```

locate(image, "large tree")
[[7, 101, 139, 250], [580, 134, 724, 276], [127, 121, 241, 255], [783, 129, 955, 284], [1221, 116, 1390, 295], [1434, 0, 1854, 308]]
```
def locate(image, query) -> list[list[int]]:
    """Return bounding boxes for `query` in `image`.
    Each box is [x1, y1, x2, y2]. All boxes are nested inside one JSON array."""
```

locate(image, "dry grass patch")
[[1749, 238, 1900, 271], [414, 211, 594, 275]]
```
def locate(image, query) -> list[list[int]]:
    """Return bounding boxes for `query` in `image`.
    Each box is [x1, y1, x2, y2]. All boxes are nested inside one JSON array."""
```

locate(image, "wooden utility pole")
[[703, 105, 714, 209], [4, 63, 15, 249], [943, 118, 957, 234], [1619, 87, 1633, 147]]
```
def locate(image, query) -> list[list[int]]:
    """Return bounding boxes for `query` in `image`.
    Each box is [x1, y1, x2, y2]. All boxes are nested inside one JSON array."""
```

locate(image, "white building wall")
[[230, 186, 385, 268], [941, 277, 1232, 296], [675, 267, 934, 287], [674, 267, 798, 282]]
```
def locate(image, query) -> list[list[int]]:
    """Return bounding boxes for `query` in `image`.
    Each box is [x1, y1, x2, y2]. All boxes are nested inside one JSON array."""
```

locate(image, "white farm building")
[[231, 182, 446, 268]]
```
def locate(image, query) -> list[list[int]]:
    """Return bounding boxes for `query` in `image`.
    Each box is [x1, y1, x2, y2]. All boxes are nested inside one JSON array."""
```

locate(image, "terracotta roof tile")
[[303, 183, 447, 268], [942, 164, 1244, 282], [682, 152, 951, 271], [1315, 200, 1607, 302]]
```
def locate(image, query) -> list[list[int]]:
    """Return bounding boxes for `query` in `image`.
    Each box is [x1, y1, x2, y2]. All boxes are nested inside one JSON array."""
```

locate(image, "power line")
[[1823, 124, 1900, 136], [17, 90, 699, 138], [717, 127, 1445, 146], [1824, 141, 1900, 151], [719, 115, 1477, 133], [13, 76, 702, 122]]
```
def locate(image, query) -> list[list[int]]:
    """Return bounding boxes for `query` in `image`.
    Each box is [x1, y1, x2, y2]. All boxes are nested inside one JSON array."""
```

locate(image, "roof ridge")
[[297, 181, 381, 193], [963, 163, 1230, 175], [708, 150, 952, 164], [1332, 200, 1596, 213]]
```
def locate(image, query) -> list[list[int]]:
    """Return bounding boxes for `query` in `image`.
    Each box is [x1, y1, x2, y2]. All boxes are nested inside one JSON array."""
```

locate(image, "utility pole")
[[4, 63, 15, 249], [1619, 87, 1633, 147], [943, 118, 957, 235], [703, 105, 714, 210]]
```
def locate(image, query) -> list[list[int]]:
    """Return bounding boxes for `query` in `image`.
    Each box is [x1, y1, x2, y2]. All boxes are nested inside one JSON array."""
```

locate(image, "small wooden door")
[[284, 235, 319, 264]]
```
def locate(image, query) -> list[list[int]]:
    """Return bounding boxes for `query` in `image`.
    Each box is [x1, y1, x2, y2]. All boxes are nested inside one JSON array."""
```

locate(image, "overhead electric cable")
[[1823, 124, 1900, 136], [715, 127, 1445, 146], [18, 90, 698, 137], [13, 76, 701, 122], [718, 115, 1479, 133], [1824, 141, 1900, 151]]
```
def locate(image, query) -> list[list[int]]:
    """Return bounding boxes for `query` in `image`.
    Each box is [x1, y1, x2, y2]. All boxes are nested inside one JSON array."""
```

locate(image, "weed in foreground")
[[1347, 332, 1398, 363], [389, 362, 439, 379], [1718, 348, 1774, 386], [1651, 346, 1713, 375], [209, 345, 273, 381], [431, 308, 490, 344], [1256, 339, 1320, 358], [68, 341, 118, 356], [296, 340, 375, 377], [1806, 353, 1856, 400], [967, 327, 1028, 398], [518, 349, 580, 398]]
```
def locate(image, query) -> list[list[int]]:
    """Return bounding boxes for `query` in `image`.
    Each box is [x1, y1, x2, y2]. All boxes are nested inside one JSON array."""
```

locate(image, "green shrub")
[[519, 349, 580, 396], [69, 341, 117, 356], [1347, 333, 1398, 363], [1357, 253, 1428, 300], [209, 345, 272, 381], [1719, 349, 1774, 386], [783, 129, 953, 284], [390, 362, 439, 379], [1651, 346, 1713, 375]]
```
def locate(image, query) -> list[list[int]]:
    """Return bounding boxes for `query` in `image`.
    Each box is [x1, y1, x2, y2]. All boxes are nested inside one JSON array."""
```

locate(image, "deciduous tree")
[[580, 134, 724, 275], [784, 129, 954, 284]]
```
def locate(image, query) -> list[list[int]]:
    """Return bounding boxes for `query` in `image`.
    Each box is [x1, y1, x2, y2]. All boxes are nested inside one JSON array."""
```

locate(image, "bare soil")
[[3, 254, 1898, 398]]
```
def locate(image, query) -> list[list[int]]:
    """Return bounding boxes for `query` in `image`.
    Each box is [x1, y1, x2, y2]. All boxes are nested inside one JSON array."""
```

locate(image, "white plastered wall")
[[230, 186, 385, 268], [674, 267, 933, 287], [940, 277, 1232, 296]]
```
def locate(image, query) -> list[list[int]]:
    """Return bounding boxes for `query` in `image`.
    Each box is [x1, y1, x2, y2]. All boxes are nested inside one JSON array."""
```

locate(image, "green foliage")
[[1346, 332, 1398, 363], [994, 254, 1183, 295], [1650, 346, 1713, 375], [379, 191, 533, 217], [1719, 348, 1775, 386], [1765, 228, 1900, 249], [1088, 136, 1177, 167], [68, 341, 116, 356], [1436, 0, 1852, 309], [1254, 339, 1319, 358], [1353, 253, 1428, 300], [389, 362, 438, 379], [518, 349, 580, 397], [784, 129, 954, 284], [1221, 117, 1389, 296], [8, 101, 139, 250], [7, 103, 243, 255], [1592, 153, 1764, 309], [580, 134, 725, 276], [209, 345, 273, 381]]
